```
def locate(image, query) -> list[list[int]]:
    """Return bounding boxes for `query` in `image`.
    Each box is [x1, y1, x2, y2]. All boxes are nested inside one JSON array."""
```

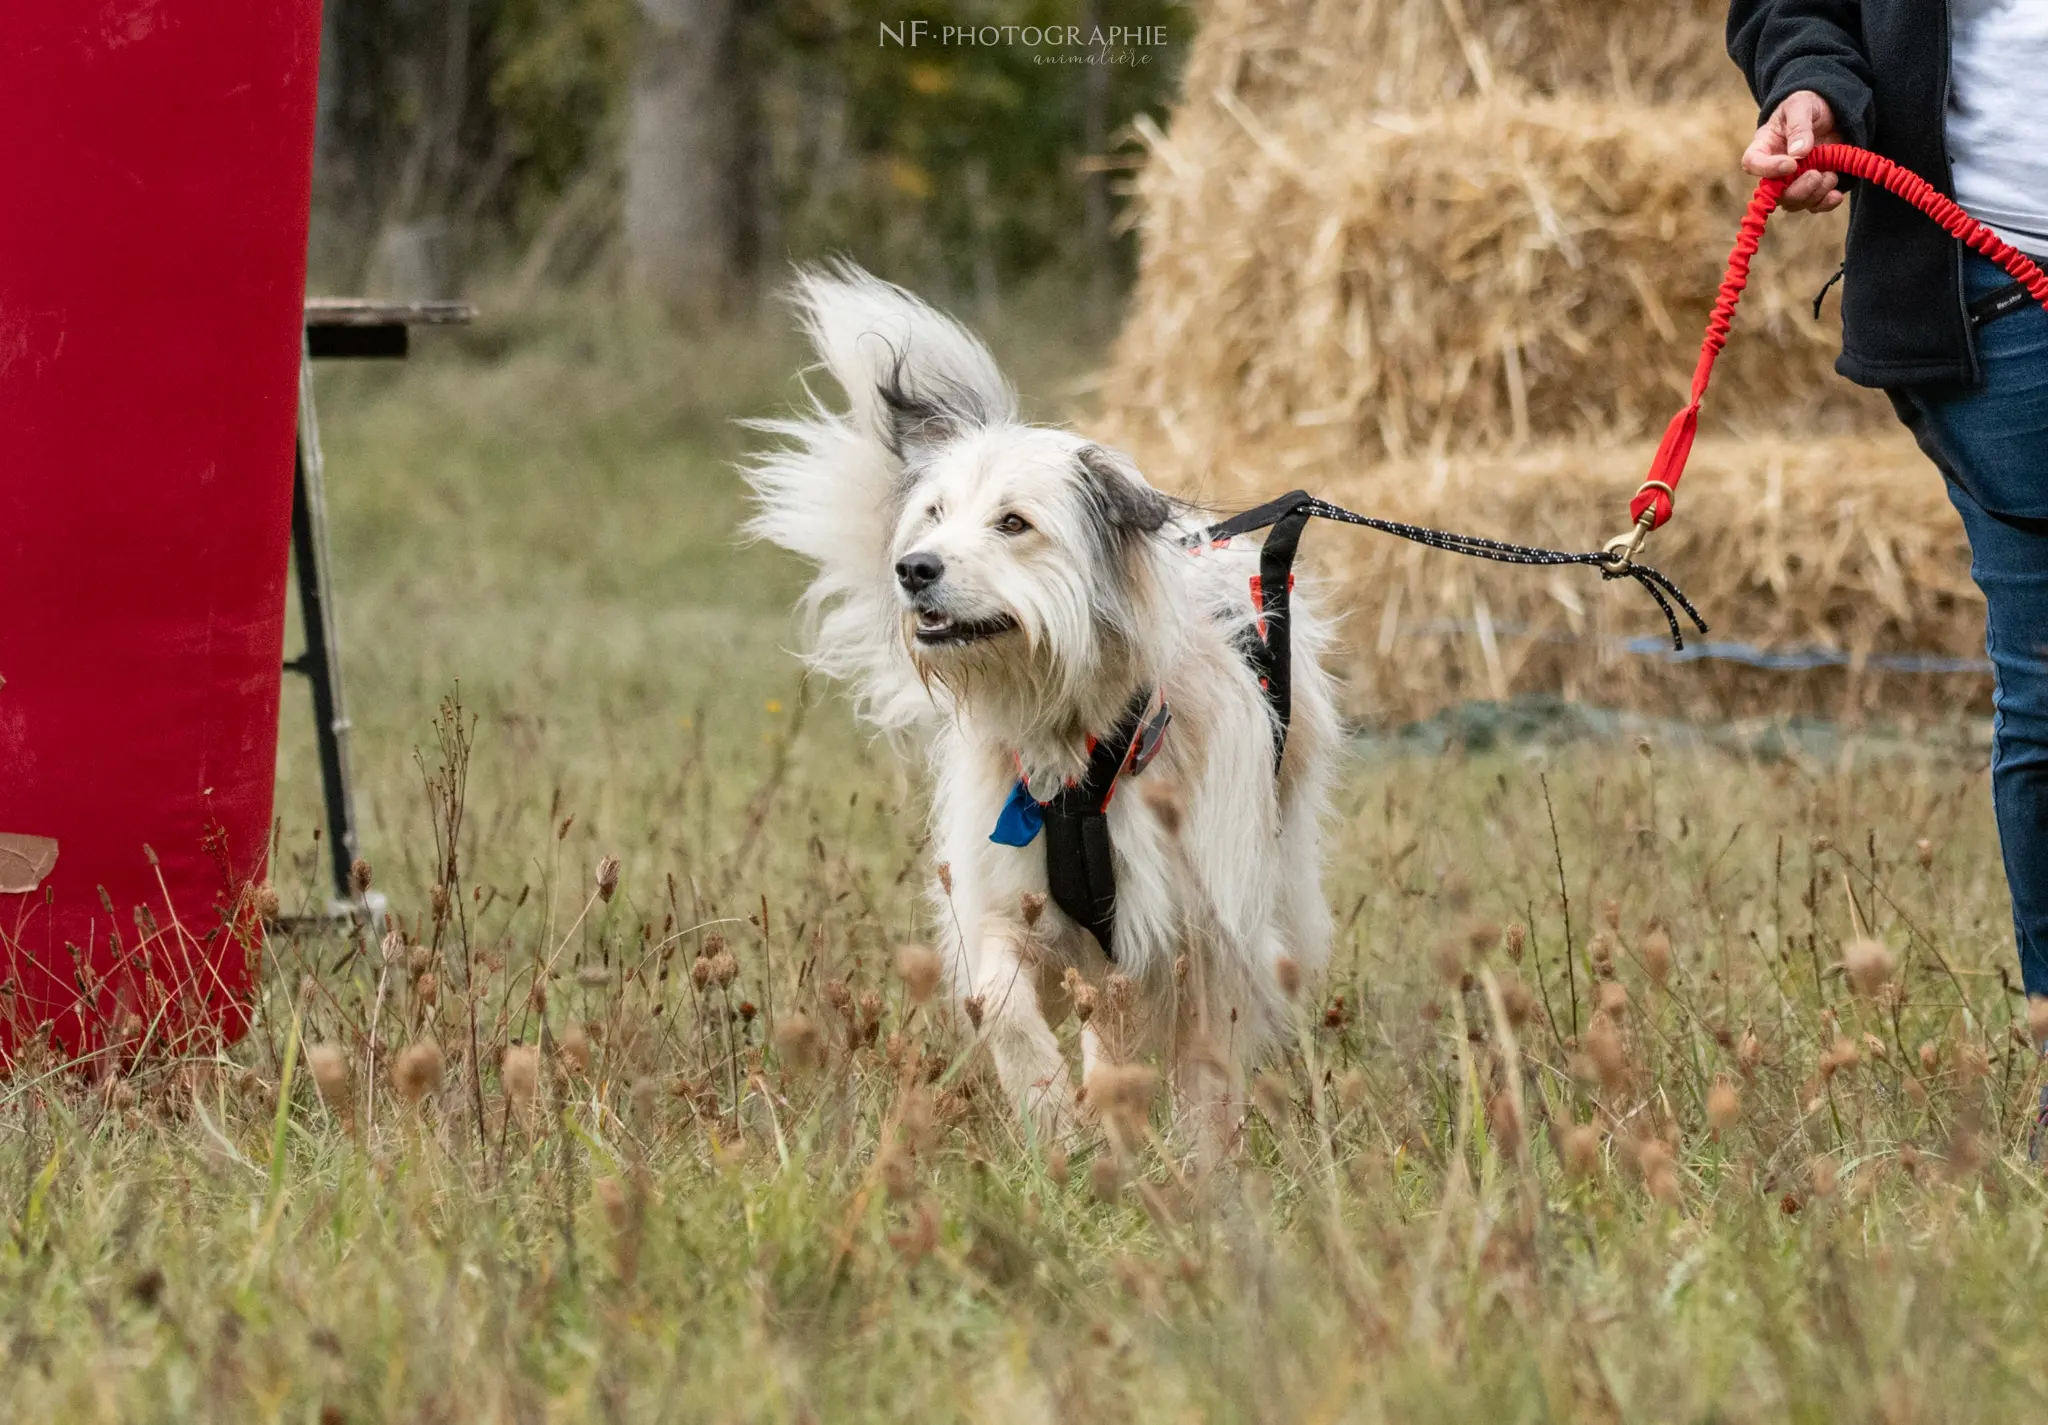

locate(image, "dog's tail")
[[744, 261, 1017, 731]]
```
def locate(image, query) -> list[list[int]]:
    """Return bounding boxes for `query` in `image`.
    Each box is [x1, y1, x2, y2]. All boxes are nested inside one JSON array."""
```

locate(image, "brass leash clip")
[[1599, 480, 1675, 575]]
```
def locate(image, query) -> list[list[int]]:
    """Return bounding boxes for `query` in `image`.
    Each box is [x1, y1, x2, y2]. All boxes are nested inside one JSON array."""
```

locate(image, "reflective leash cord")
[[1191, 490, 1709, 653]]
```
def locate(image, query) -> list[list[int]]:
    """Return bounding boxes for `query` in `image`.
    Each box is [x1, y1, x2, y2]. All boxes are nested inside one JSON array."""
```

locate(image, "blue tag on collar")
[[989, 779, 1044, 847]]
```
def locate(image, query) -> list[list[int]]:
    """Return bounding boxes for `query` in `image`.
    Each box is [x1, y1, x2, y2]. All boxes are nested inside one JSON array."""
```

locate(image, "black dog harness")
[[989, 490, 1707, 960]]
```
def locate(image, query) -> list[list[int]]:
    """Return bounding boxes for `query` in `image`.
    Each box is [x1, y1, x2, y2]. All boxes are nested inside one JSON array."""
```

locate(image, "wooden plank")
[[302, 297, 475, 328]]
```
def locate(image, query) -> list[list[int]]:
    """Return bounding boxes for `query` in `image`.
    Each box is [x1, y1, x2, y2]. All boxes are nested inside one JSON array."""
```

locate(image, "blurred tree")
[[309, 0, 1187, 303], [624, 0, 763, 320]]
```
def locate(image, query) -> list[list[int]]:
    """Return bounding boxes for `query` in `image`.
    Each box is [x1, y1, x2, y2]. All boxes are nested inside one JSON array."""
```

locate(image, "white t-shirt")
[[1949, 0, 2048, 254]]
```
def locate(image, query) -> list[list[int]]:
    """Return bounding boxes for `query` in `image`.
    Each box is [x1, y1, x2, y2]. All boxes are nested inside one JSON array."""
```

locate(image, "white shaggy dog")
[[746, 263, 1339, 1147]]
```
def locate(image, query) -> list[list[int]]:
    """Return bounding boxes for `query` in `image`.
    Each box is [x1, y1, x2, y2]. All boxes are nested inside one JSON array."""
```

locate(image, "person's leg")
[[1892, 253, 2048, 998]]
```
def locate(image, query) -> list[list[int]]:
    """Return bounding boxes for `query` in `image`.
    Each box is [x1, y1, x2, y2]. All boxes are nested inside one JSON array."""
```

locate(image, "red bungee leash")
[[1606, 143, 2048, 568]]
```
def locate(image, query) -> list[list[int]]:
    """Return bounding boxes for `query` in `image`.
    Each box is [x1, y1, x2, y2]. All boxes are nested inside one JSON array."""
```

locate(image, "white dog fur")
[[745, 262, 1339, 1148]]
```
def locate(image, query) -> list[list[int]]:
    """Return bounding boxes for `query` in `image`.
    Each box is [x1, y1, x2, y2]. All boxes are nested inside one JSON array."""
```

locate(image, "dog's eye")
[[995, 512, 1032, 536]]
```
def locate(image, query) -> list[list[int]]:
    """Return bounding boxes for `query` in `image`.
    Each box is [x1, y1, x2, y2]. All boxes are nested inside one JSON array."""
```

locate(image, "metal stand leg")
[[285, 343, 361, 904]]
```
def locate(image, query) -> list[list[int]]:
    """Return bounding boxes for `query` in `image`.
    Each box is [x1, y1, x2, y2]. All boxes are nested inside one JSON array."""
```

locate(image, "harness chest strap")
[[988, 688, 1170, 960]]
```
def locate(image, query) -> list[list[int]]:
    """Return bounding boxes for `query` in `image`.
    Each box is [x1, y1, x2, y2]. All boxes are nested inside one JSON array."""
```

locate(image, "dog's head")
[[887, 416, 1171, 690], [755, 263, 1179, 730]]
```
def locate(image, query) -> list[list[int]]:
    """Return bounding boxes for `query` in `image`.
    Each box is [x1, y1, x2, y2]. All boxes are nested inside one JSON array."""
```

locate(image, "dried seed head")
[[1088, 1063, 1159, 1134], [594, 855, 621, 904], [1737, 1028, 1763, 1073], [416, 971, 439, 1006], [1957, 1042, 1991, 1080], [392, 1041, 444, 1105], [1819, 1035, 1860, 1078], [1584, 1012, 1628, 1093], [775, 1013, 824, 1072], [1089, 1153, 1124, 1204], [1641, 928, 1673, 988], [689, 957, 712, 991], [1638, 1139, 1679, 1204], [1561, 1123, 1602, 1180], [879, 1144, 916, 1202], [349, 858, 373, 895], [408, 945, 432, 976], [710, 952, 740, 989], [560, 1021, 592, 1076], [1498, 975, 1536, 1027], [1917, 1040, 1940, 1073], [306, 1044, 349, 1109], [380, 929, 407, 967], [1596, 981, 1629, 1017], [1020, 892, 1046, 928], [430, 883, 450, 918], [252, 883, 281, 921], [898, 1086, 936, 1152], [1274, 956, 1302, 999], [1336, 1069, 1368, 1110], [1504, 924, 1527, 963], [502, 1044, 540, 1111], [1600, 899, 1620, 933], [1103, 973, 1135, 1018], [895, 944, 942, 1005], [1063, 967, 1097, 1022], [1487, 1091, 1523, 1149], [1251, 1071, 1293, 1125], [935, 861, 953, 895], [858, 989, 885, 1031], [1046, 1145, 1070, 1187], [824, 979, 854, 1016], [1430, 936, 1468, 985], [1466, 920, 1502, 956], [1915, 838, 1934, 870], [1706, 1078, 1740, 1133], [593, 1176, 628, 1233], [1589, 931, 1616, 979], [2027, 997, 2048, 1049], [962, 995, 985, 1030], [1812, 835, 1833, 854], [1842, 938, 1895, 997]]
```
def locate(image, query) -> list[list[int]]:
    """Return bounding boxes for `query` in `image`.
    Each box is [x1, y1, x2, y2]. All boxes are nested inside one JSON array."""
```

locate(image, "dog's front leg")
[[968, 928, 1078, 1144]]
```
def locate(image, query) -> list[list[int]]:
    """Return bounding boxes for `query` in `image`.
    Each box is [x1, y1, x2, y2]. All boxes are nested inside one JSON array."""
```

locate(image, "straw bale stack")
[[1101, 0, 1977, 721]]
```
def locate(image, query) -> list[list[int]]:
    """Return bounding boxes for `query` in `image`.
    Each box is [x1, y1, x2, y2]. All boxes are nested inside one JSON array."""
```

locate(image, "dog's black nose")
[[895, 550, 945, 594]]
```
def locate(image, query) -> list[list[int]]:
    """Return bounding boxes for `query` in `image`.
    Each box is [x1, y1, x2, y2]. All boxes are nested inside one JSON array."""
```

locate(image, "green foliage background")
[[312, 0, 1192, 295]]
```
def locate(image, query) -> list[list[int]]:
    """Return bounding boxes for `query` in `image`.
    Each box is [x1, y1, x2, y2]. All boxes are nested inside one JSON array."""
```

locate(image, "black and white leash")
[[1192, 489, 1711, 653]]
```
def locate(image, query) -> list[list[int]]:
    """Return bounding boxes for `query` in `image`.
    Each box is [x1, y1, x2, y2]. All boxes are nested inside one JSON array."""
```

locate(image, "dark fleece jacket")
[[1727, 0, 2007, 389]]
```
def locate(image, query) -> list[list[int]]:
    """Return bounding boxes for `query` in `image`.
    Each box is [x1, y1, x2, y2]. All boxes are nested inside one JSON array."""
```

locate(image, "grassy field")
[[5, 290, 2045, 1423]]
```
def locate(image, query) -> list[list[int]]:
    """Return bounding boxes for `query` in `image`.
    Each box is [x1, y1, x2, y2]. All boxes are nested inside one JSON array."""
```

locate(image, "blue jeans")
[[1891, 253, 2048, 994]]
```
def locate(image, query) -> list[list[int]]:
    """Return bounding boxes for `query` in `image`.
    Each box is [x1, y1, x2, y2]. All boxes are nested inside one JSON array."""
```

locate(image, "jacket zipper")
[[1938, 0, 1981, 382]]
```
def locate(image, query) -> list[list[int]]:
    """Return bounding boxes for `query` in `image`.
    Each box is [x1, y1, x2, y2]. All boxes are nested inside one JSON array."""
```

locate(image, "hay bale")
[[1104, 95, 1885, 480], [1191, 0, 1738, 111], [1287, 432, 1986, 724], [1099, 0, 1969, 722]]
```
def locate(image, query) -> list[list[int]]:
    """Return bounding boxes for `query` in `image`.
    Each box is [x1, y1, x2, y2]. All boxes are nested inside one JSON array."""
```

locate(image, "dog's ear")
[[1076, 445, 1171, 542], [789, 262, 1017, 467], [876, 350, 988, 462]]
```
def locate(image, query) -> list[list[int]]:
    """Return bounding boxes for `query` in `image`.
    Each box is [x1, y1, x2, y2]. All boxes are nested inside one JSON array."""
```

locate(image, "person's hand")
[[1742, 90, 1844, 212]]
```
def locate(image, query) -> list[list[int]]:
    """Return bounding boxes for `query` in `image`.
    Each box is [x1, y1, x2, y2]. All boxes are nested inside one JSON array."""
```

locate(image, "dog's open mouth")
[[913, 610, 1018, 647]]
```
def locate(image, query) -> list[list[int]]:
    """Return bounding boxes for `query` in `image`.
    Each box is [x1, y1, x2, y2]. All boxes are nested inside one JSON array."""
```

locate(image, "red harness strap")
[[1631, 143, 2048, 533]]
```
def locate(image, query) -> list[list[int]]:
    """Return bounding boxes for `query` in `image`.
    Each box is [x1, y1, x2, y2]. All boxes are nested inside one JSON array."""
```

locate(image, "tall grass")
[[2, 299, 2039, 1422]]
